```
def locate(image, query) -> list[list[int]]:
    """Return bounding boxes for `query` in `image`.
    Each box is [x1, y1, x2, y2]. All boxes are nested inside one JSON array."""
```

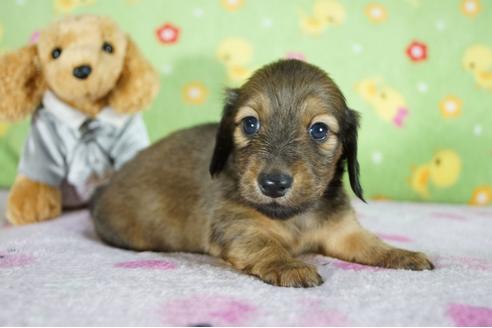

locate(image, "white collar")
[[42, 91, 130, 129]]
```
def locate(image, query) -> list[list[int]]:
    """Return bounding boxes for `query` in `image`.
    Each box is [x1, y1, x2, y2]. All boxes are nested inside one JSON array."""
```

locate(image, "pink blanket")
[[1, 201, 491, 326]]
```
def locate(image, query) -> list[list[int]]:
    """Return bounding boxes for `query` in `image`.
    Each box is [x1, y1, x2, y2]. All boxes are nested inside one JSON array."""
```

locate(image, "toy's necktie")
[[66, 119, 117, 201]]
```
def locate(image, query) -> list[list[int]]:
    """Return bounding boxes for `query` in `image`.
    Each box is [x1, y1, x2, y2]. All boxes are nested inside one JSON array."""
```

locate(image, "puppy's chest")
[[280, 214, 331, 254]]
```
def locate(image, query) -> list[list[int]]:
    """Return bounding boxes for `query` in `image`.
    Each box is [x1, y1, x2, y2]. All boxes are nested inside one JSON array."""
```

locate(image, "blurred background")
[[0, 0, 491, 204]]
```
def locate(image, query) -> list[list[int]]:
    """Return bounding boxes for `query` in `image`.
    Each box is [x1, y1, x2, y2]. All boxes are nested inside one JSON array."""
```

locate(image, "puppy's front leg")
[[319, 210, 434, 270], [210, 211, 323, 287]]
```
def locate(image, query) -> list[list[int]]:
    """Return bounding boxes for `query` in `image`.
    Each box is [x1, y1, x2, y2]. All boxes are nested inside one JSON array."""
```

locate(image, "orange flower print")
[[182, 81, 208, 105], [221, 0, 244, 12], [461, 0, 481, 17], [365, 3, 388, 24], [439, 96, 462, 118], [469, 186, 492, 205]]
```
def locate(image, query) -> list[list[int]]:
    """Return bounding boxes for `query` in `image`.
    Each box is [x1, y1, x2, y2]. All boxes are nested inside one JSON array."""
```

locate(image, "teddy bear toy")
[[0, 15, 160, 225]]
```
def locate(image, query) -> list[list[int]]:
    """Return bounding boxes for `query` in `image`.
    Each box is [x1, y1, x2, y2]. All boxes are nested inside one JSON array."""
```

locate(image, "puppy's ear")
[[0, 45, 46, 121], [209, 88, 240, 177], [109, 37, 160, 114], [341, 108, 365, 202]]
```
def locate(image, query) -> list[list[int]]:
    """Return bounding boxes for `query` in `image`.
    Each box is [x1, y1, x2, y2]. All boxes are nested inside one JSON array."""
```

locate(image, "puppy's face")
[[37, 15, 127, 106], [211, 59, 363, 219]]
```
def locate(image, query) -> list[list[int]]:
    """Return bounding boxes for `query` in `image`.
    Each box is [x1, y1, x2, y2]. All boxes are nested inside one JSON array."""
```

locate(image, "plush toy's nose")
[[73, 65, 92, 80]]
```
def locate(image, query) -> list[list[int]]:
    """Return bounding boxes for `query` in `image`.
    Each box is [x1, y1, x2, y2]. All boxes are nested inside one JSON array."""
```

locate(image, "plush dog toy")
[[0, 15, 159, 225]]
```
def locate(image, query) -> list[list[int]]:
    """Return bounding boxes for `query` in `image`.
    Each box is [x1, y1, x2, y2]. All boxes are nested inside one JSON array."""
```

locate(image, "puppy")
[[91, 59, 434, 288]]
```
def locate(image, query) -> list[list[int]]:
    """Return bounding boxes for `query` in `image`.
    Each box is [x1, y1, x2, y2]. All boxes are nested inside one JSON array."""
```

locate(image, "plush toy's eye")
[[102, 42, 113, 54], [242, 116, 260, 136], [309, 122, 329, 141], [51, 48, 62, 59]]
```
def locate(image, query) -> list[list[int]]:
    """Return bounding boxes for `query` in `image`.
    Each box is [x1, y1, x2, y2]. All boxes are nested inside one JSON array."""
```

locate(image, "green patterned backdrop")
[[0, 0, 491, 205]]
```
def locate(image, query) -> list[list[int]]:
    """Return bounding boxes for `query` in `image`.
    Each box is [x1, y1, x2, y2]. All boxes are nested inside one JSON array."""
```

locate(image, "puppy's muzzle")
[[258, 172, 293, 198]]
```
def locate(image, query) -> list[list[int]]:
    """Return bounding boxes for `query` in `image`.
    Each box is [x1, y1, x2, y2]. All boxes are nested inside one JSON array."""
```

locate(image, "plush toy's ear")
[[209, 88, 240, 177], [0, 45, 46, 121], [109, 37, 160, 114], [341, 108, 365, 202]]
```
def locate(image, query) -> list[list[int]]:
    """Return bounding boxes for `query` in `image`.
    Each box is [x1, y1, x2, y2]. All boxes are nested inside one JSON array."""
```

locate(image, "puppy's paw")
[[381, 249, 434, 271], [6, 176, 61, 225], [257, 260, 323, 288]]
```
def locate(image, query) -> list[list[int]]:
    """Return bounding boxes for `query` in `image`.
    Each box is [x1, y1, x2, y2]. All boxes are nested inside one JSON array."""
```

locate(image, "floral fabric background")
[[0, 0, 491, 204]]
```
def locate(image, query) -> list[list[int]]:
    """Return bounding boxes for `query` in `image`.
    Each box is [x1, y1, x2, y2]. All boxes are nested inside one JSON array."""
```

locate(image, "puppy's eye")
[[242, 116, 260, 136], [51, 48, 62, 59], [309, 122, 329, 141], [102, 42, 113, 54]]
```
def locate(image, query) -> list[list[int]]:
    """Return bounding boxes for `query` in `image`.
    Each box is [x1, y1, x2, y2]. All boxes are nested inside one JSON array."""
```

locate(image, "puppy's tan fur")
[[91, 60, 433, 287], [0, 15, 159, 225]]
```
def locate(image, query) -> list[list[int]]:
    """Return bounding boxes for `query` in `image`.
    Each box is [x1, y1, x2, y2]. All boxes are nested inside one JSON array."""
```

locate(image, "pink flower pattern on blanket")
[[334, 260, 383, 272], [447, 303, 492, 326], [114, 259, 176, 270], [430, 211, 467, 221], [436, 256, 492, 271], [0, 251, 35, 268], [377, 233, 413, 243], [159, 295, 256, 326], [298, 299, 350, 326]]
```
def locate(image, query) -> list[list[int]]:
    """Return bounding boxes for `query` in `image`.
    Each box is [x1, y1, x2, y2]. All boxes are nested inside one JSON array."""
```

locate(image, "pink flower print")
[[334, 260, 382, 272], [156, 23, 180, 44], [29, 31, 41, 44], [159, 295, 256, 326], [285, 52, 306, 61], [406, 41, 427, 62], [447, 303, 492, 326], [0, 251, 35, 268], [298, 299, 350, 326], [436, 256, 492, 271], [430, 212, 467, 221], [114, 259, 176, 270], [377, 233, 413, 243]]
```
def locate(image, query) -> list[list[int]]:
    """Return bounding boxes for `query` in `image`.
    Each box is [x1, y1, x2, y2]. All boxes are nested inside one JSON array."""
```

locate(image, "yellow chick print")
[[410, 150, 462, 198], [356, 78, 409, 127], [217, 38, 253, 84], [463, 44, 492, 91], [54, 0, 95, 14], [0, 122, 9, 137], [300, 0, 346, 36], [410, 165, 431, 198]]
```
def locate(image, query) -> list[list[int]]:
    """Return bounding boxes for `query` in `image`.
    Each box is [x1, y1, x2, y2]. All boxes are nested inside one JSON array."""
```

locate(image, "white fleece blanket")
[[1, 201, 491, 326]]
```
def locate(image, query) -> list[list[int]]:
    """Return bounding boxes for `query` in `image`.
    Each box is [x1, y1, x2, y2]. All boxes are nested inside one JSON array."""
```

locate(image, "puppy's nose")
[[258, 172, 293, 198], [73, 65, 92, 79]]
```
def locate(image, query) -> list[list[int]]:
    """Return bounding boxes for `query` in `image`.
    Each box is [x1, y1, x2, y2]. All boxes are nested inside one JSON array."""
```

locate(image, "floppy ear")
[[0, 45, 46, 121], [209, 88, 240, 177], [109, 37, 160, 114], [341, 108, 365, 202]]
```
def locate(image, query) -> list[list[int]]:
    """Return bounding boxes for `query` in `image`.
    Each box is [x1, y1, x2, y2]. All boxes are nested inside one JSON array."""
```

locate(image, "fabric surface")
[[0, 0, 491, 204], [1, 200, 491, 326], [18, 91, 149, 206]]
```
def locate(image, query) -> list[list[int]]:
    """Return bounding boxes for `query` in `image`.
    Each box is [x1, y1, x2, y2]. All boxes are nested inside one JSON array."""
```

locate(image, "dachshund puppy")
[[91, 59, 434, 287]]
